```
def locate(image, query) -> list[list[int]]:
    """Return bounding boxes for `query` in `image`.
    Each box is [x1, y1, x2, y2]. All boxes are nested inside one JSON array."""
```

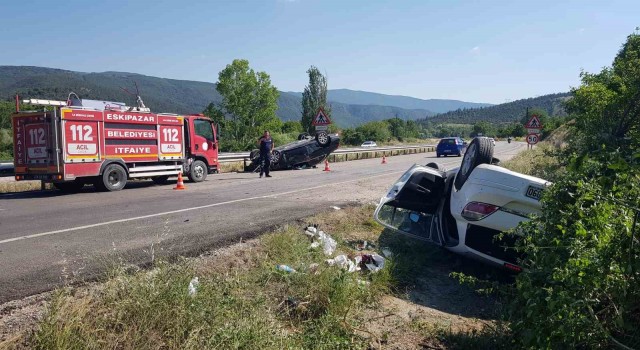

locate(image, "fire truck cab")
[[12, 98, 219, 192]]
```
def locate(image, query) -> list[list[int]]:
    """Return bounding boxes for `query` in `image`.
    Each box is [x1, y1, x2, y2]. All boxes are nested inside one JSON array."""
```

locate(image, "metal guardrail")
[[218, 145, 435, 163], [0, 146, 436, 170]]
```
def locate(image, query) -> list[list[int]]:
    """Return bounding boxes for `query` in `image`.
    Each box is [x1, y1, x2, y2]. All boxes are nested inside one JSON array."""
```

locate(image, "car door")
[[192, 118, 217, 166], [374, 164, 447, 244]]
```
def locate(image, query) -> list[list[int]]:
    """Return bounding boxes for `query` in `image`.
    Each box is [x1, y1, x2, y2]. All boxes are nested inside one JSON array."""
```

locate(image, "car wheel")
[[152, 176, 169, 185], [454, 137, 494, 190], [97, 164, 127, 191], [188, 160, 207, 182], [437, 154, 441, 158], [316, 132, 331, 147], [298, 133, 310, 140], [457, 152, 462, 157], [53, 181, 85, 192], [270, 150, 283, 170]]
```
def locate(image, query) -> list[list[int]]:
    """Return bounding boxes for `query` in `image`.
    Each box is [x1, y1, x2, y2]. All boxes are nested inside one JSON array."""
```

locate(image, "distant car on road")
[[248, 132, 340, 171], [361, 141, 377, 148], [436, 137, 465, 157], [374, 137, 549, 271]]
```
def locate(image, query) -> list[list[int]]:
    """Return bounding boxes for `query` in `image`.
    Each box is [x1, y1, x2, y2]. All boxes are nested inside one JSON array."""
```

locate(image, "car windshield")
[[376, 204, 437, 241], [439, 139, 456, 145]]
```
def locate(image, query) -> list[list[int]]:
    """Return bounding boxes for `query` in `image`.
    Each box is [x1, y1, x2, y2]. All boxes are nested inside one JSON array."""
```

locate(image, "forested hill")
[[0, 66, 433, 127], [422, 92, 571, 124]]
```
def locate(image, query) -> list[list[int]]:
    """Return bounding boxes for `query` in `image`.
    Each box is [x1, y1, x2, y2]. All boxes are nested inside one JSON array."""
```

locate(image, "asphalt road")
[[0, 141, 527, 303]]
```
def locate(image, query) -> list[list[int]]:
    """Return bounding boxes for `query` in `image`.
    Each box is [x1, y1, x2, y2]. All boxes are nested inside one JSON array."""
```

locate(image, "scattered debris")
[[326, 255, 357, 272], [307, 263, 320, 275], [346, 239, 377, 251], [381, 247, 393, 258], [276, 264, 297, 273], [188, 277, 199, 296], [318, 231, 337, 256], [358, 254, 385, 273], [303, 225, 336, 256], [304, 225, 318, 237]]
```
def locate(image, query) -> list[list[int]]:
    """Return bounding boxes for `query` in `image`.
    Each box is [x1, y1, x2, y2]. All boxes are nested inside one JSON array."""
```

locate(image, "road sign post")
[[524, 114, 542, 149], [312, 108, 332, 134]]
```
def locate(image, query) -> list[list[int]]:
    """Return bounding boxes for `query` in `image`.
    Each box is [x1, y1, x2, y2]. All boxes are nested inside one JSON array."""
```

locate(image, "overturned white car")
[[374, 137, 549, 271]]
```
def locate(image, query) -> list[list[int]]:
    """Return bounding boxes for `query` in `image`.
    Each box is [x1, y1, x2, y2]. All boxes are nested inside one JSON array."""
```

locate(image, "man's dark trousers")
[[260, 152, 271, 177]]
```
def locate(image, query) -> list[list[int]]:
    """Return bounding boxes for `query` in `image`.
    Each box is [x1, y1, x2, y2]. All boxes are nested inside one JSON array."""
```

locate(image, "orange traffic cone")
[[381, 154, 387, 164], [323, 159, 331, 172], [174, 172, 186, 190]]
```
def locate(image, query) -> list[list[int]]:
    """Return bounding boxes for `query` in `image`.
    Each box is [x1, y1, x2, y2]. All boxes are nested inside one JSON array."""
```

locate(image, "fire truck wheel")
[[152, 176, 169, 185], [97, 164, 127, 191], [53, 181, 85, 193], [188, 160, 207, 182]]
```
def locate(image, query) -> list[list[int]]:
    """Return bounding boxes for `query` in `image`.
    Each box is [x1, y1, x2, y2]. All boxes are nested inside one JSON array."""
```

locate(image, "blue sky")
[[1, 0, 638, 104]]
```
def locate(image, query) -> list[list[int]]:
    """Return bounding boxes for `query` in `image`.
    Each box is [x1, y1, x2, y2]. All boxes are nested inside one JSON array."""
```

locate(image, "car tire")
[[53, 181, 85, 192], [152, 176, 169, 185], [316, 132, 331, 147], [188, 160, 207, 182], [270, 150, 282, 170], [437, 154, 441, 158], [454, 137, 494, 190], [96, 164, 127, 191], [298, 133, 310, 140]]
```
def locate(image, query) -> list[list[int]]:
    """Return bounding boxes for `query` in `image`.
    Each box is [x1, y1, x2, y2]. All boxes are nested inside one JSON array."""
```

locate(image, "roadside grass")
[[500, 142, 564, 181], [2, 205, 515, 349]]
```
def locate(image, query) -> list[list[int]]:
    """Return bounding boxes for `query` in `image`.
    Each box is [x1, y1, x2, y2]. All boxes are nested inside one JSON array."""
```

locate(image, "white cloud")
[[470, 46, 480, 54]]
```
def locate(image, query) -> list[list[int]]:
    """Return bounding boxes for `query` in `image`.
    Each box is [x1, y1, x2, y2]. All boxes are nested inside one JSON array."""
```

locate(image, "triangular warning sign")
[[312, 108, 332, 126], [525, 115, 542, 129]]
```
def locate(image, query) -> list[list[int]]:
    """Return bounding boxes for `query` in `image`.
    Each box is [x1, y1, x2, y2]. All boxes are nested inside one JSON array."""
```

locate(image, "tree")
[[213, 59, 281, 151], [566, 31, 640, 152], [281, 120, 303, 133], [301, 66, 330, 132]]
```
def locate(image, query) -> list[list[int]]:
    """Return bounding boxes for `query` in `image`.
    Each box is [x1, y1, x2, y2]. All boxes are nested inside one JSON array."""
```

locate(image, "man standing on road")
[[258, 130, 274, 178]]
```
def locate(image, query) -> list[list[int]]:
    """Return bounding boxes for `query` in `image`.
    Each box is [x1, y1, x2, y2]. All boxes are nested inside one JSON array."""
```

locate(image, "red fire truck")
[[12, 98, 219, 192]]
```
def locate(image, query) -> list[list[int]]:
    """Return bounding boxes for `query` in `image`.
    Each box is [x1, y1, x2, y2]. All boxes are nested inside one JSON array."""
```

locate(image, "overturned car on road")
[[374, 137, 549, 271], [247, 132, 340, 171]]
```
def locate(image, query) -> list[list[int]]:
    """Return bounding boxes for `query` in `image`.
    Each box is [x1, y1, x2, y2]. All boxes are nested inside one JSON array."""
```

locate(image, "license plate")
[[444, 150, 451, 153], [525, 186, 544, 200]]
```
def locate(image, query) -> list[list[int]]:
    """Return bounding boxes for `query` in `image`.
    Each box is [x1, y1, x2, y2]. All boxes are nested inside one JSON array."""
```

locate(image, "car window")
[[377, 205, 435, 241], [439, 139, 456, 145]]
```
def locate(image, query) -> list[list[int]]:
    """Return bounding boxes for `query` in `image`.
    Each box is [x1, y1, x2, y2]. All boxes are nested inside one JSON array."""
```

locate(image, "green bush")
[[509, 151, 639, 348], [504, 32, 640, 348]]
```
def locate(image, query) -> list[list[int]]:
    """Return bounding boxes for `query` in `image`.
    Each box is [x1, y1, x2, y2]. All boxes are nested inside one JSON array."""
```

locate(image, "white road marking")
[[0, 170, 405, 245]]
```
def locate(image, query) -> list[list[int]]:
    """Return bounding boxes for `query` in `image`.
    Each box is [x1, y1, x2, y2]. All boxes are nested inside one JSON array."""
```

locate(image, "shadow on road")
[[378, 229, 513, 320]]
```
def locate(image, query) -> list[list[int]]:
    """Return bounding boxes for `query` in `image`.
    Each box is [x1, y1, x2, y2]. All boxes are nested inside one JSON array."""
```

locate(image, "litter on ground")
[[331, 206, 341, 210], [188, 277, 199, 297], [303, 225, 337, 256], [326, 255, 358, 273], [276, 264, 297, 273]]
